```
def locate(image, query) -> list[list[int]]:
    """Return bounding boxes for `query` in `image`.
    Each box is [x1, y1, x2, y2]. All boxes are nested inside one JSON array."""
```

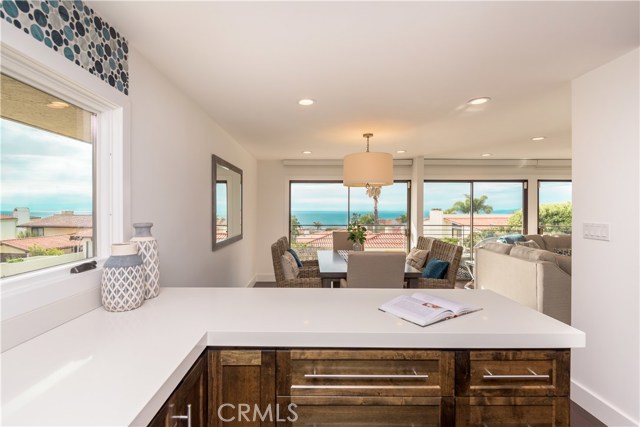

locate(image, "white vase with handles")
[[130, 223, 160, 299]]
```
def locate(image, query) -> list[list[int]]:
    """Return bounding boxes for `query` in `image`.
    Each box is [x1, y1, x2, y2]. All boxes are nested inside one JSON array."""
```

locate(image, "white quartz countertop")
[[1, 287, 585, 426]]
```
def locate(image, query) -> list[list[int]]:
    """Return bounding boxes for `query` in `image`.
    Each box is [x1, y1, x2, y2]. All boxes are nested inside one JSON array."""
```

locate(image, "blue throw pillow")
[[287, 249, 303, 268], [497, 234, 526, 244], [422, 257, 449, 279]]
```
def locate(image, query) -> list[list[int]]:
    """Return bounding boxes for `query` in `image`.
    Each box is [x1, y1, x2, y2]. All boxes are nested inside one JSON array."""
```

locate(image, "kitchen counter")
[[0, 287, 585, 426]]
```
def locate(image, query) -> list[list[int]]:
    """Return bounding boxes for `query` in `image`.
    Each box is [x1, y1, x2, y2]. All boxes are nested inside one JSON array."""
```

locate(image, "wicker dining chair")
[[271, 241, 322, 288], [416, 235, 436, 252], [415, 239, 463, 289], [279, 236, 319, 268]]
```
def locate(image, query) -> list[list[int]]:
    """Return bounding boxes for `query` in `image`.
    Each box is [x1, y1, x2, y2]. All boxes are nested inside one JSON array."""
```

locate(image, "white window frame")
[[0, 43, 126, 323]]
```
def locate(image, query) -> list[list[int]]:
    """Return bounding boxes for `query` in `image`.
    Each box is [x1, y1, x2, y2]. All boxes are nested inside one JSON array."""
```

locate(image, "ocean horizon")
[[292, 209, 519, 226]]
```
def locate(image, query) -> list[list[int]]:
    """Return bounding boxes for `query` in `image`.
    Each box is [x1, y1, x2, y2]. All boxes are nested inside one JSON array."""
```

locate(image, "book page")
[[379, 295, 453, 326], [410, 293, 481, 316]]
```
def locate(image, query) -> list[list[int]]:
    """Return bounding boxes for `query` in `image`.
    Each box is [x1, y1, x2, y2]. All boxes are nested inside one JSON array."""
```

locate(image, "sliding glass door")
[[424, 180, 527, 259], [289, 181, 410, 257], [538, 180, 572, 235]]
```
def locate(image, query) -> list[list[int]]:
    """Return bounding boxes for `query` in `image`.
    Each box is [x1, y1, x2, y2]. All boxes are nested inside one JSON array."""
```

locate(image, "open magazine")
[[379, 293, 482, 327]]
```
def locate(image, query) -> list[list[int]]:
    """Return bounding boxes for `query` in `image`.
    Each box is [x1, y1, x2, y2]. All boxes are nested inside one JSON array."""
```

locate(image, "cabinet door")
[[455, 350, 570, 397], [277, 350, 454, 398], [456, 396, 570, 426], [209, 349, 276, 427], [149, 353, 207, 427], [168, 354, 208, 427], [276, 396, 454, 427]]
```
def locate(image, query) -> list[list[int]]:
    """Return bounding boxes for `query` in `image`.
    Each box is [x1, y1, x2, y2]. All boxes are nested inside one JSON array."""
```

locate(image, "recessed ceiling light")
[[531, 136, 546, 141], [481, 153, 492, 157], [467, 97, 491, 105], [302, 151, 312, 154], [298, 99, 315, 106], [46, 101, 70, 109], [396, 150, 406, 154]]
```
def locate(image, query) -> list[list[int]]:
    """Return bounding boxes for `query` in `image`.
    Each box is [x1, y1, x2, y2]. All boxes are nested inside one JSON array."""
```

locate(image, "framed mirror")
[[212, 155, 243, 250]]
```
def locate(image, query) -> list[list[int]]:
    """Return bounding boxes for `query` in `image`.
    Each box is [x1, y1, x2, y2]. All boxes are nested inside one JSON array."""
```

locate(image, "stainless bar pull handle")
[[482, 368, 550, 380], [304, 373, 429, 379], [171, 404, 192, 427]]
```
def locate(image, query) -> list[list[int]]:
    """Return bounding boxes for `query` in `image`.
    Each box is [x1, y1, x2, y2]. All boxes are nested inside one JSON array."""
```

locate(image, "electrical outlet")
[[583, 223, 610, 241]]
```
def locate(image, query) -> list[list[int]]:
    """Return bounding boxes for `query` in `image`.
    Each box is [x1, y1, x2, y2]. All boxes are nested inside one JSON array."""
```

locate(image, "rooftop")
[[1, 234, 84, 252], [21, 214, 92, 229]]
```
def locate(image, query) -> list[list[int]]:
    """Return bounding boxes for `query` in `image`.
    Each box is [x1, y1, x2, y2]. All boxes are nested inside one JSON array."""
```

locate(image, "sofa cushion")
[[281, 252, 299, 280], [541, 234, 572, 251], [406, 247, 429, 270], [510, 246, 558, 265], [524, 235, 546, 250], [516, 240, 541, 249], [483, 242, 513, 255], [287, 248, 303, 267], [497, 234, 526, 244], [555, 255, 572, 275], [553, 248, 572, 256], [422, 257, 449, 279]]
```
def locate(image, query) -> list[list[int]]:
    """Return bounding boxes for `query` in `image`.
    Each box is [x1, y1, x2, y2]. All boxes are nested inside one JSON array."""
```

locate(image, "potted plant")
[[347, 213, 367, 251]]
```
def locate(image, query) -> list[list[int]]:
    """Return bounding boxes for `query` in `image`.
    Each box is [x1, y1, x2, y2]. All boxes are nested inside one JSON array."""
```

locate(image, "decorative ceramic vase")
[[353, 241, 363, 251], [101, 243, 145, 312], [130, 222, 160, 299]]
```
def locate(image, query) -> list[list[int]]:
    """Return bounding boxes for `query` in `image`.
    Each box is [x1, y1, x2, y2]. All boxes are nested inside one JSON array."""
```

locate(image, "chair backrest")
[[280, 236, 290, 250], [277, 236, 288, 253], [333, 231, 354, 251], [271, 241, 286, 284], [425, 239, 463, 286], [346, 252, 406, 288], [417, 236, 436, 251]]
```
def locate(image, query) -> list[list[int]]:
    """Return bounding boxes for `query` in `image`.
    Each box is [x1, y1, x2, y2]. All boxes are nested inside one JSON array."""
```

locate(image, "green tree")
[[445, 194, 494, 214], [365, 186, 382, 223], [28, 245, 64, 256], [312, 221, 323, 230], [359, 212, 376, 225], [508, 202, 572, 234], [396, 214, 407, 224], [290, 215, 301, 243]]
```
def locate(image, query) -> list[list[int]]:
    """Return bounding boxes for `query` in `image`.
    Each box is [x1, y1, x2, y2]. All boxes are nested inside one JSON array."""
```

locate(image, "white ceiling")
[[91, 1, 639, 160]]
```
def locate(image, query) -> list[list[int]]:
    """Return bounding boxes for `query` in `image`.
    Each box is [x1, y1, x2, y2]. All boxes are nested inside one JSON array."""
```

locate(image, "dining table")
[[316, 249, 423, 288]]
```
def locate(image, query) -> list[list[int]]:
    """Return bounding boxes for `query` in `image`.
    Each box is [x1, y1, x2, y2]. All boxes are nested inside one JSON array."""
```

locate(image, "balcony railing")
[[291, 223, 408, 259]]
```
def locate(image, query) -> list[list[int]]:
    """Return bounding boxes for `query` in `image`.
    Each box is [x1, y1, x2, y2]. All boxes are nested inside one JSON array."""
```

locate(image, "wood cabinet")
[[276, 350, 455, 426], [151, 348, 570, 427], [208, 349, 276, 427], [149, 351, 208, 427], [455, 350, 570, 426]]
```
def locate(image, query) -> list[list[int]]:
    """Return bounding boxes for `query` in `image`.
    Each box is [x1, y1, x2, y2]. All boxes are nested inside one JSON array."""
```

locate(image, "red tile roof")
[[1, 234, 84, 252], [1, 215, 16, 220], [294, 230, 406, 249], [443, 215, 511, 227], [21, 214, 92, 228]]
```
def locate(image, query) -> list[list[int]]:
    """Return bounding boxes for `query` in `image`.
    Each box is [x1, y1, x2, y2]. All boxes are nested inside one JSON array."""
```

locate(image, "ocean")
[[292, 210, 407, 226], [292, 209, 519, 226]]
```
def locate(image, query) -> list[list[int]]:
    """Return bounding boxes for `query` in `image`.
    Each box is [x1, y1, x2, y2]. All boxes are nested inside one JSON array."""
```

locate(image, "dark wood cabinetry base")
[[149, 348, 570, 427]]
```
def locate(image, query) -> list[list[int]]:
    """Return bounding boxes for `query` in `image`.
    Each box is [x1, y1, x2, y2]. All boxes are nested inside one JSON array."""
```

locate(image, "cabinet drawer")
[[277, 396, 453, 427], [456, 350, 570, 397], [456, 397, 569, 426], [277, 350, 454, 398]]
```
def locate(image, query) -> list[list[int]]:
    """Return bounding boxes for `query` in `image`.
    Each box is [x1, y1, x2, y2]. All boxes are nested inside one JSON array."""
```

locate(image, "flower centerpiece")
[[347, 213, 367, 251]]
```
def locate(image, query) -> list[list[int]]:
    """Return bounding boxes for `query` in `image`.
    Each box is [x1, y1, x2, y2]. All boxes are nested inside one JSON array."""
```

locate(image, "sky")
[[290, 182, 408, 212], [1, 119, 93, 215]]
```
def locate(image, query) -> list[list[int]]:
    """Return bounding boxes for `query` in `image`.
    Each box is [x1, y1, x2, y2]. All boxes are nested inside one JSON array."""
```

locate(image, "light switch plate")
[[583, 223, 610, 241]]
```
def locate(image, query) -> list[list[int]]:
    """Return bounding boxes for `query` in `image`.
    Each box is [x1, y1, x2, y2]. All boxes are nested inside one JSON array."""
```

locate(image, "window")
[[0, 74, 96, 278], [538, 181, 572, 235], [424, 180, 527, 258], [289, 181, 410, 257]]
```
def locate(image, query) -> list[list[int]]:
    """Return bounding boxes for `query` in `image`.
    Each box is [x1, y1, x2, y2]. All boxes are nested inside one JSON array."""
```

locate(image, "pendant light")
[[343, 133, 394, 187]]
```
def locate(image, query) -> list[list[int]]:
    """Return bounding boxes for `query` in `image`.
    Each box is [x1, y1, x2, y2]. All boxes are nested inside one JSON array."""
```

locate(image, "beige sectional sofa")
[[475, 234, 572, 324]]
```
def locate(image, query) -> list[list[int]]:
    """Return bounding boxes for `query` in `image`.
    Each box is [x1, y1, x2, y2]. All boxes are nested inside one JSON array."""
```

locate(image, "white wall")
[[255, 160, 570, 281], [129, 51, 257, 288], [572, 48, 639, 426]]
